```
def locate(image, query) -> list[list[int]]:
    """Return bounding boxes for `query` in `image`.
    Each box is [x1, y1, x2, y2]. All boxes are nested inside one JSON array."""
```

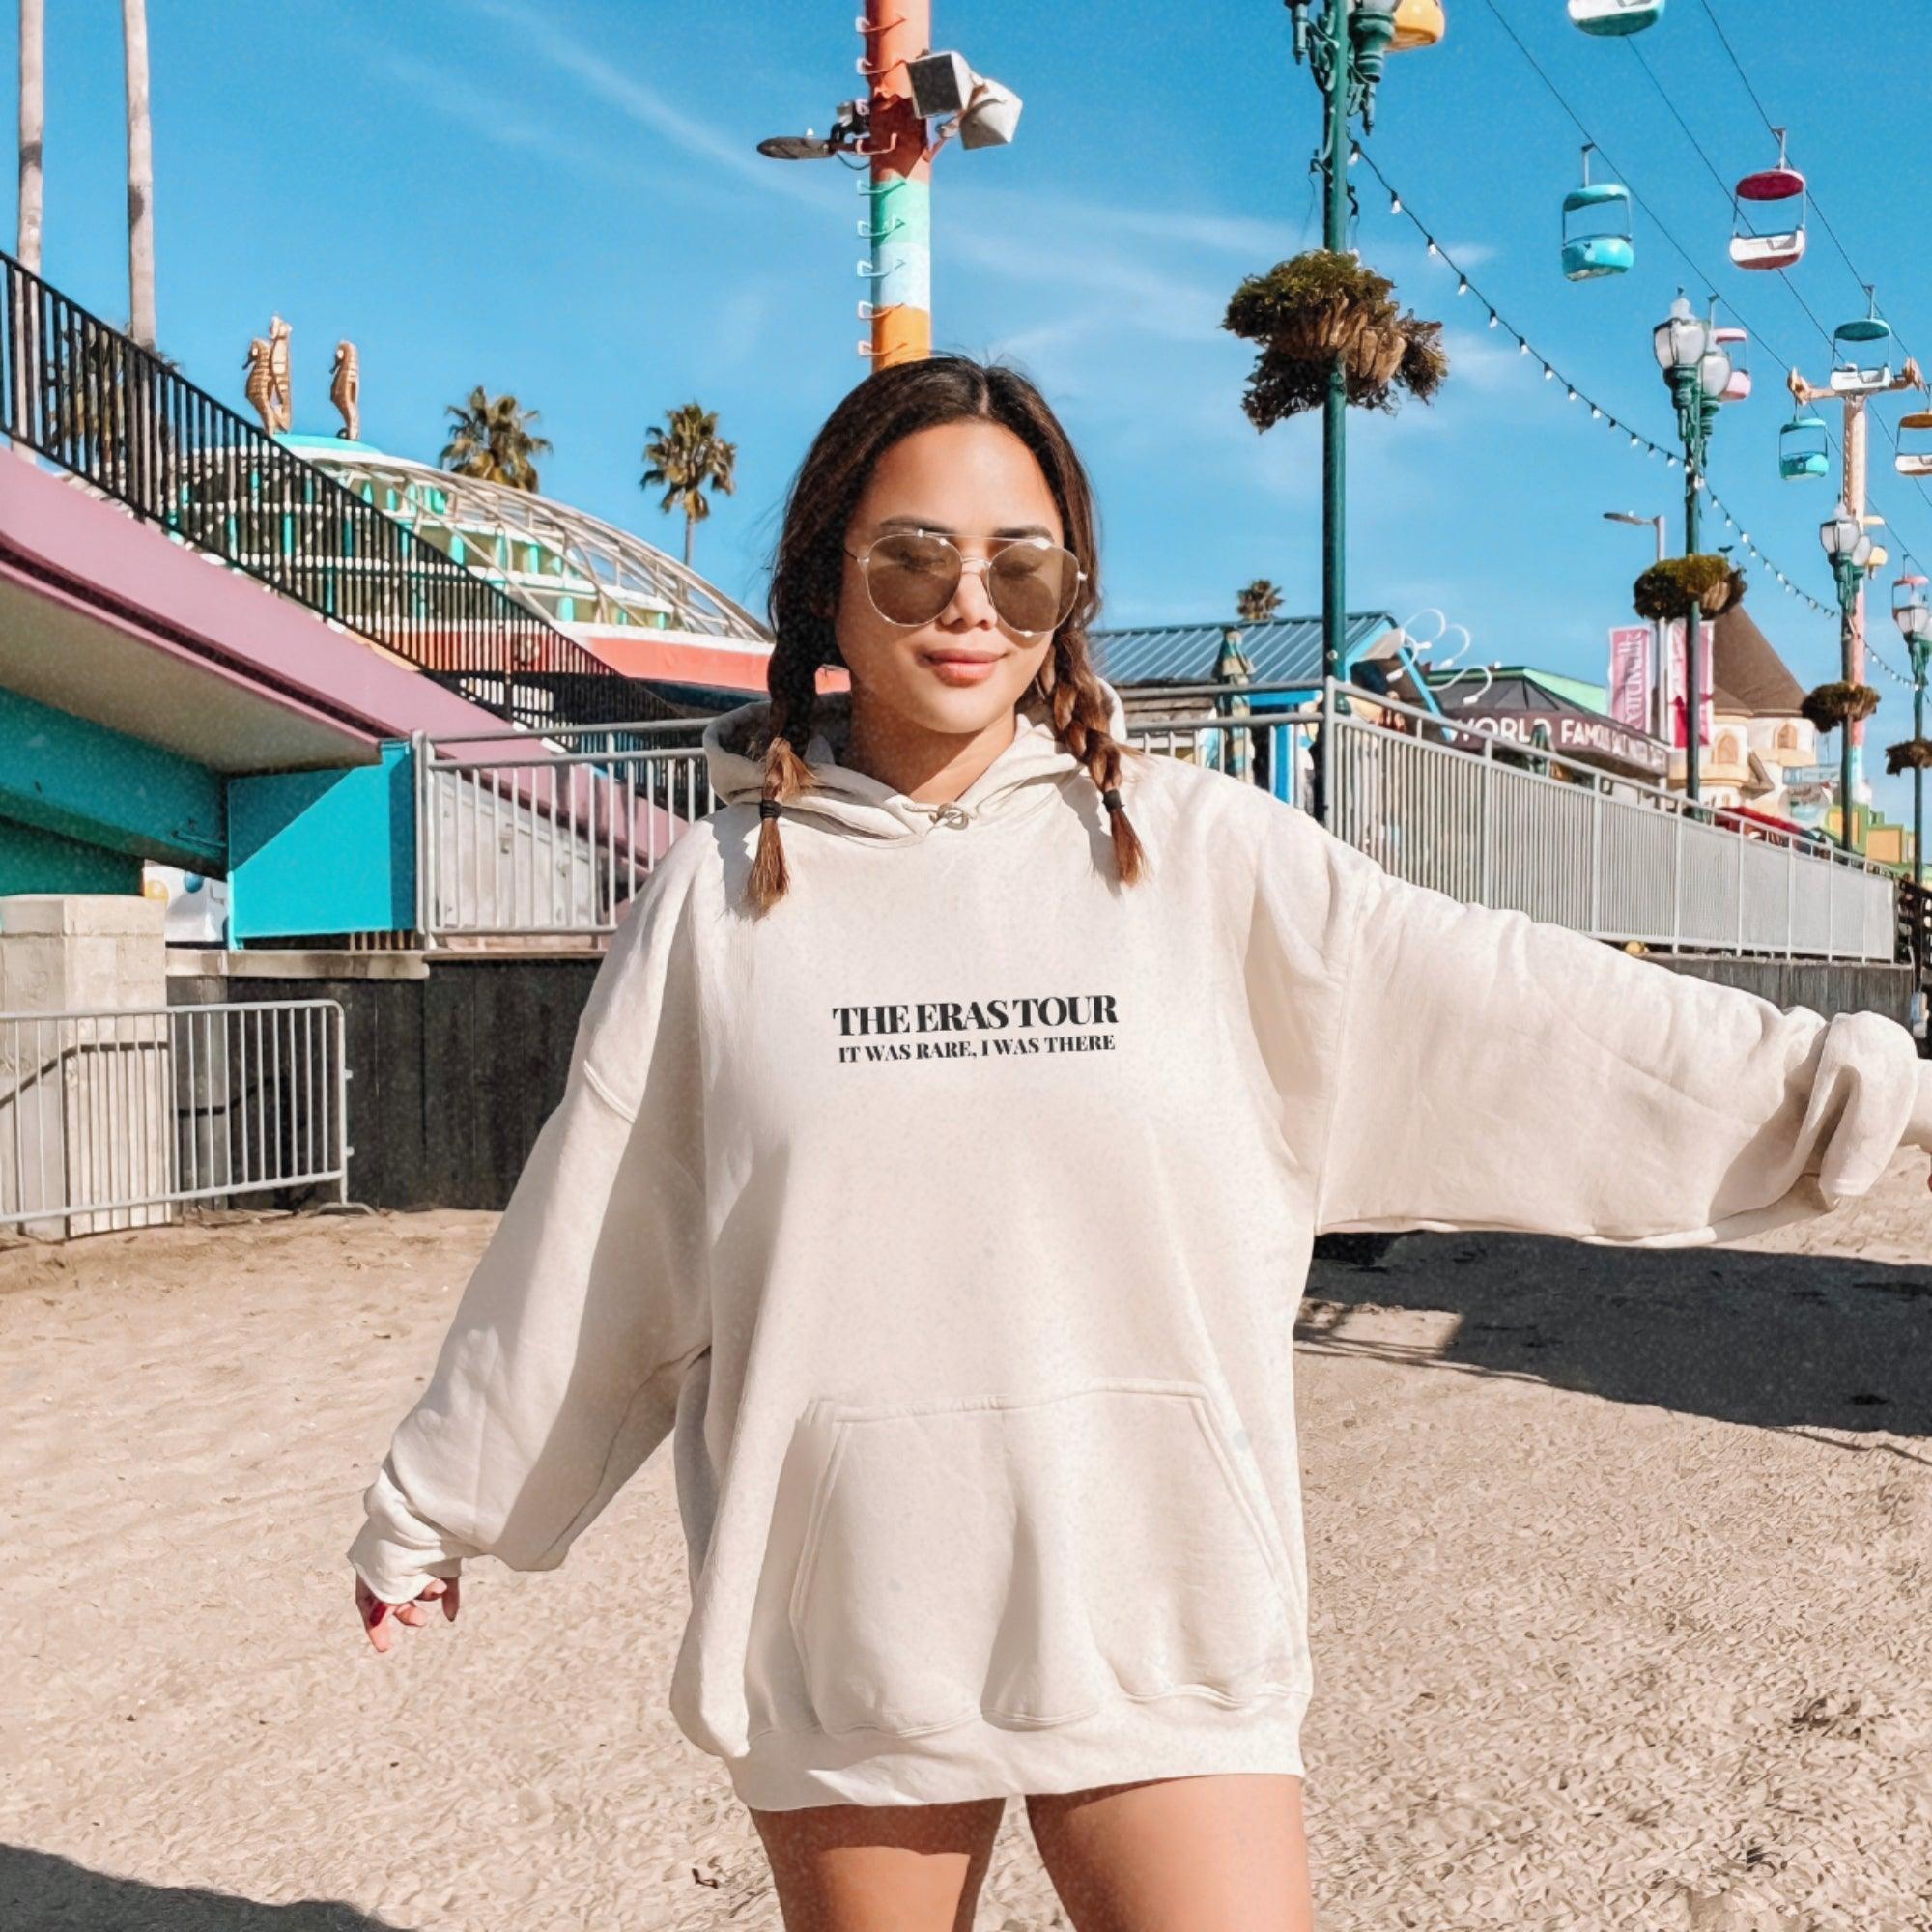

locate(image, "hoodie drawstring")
[[903, 799, 974, 830]]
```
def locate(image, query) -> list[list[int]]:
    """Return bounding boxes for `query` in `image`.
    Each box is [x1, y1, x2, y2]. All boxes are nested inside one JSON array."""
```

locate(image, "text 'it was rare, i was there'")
[[832, 995, 1121, 1062]]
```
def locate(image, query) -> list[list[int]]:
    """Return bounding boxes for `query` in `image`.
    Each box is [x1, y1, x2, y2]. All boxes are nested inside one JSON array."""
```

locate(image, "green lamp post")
[[1651, 292, 1732, 806], [1820, 500, 1876, 854], [1894, 576, 1932, 883], [1288, 0, 1438, 687]]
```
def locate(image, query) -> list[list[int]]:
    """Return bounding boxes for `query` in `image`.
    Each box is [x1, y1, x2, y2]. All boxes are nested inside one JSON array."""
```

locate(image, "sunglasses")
[[842, 528, 1086, 635]]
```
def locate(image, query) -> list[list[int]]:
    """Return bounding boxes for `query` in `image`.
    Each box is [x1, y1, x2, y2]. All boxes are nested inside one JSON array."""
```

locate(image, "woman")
[[349, 355, 1932, 1931]]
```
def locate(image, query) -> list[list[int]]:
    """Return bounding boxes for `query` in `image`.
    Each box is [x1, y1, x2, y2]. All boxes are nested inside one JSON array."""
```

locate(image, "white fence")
[[406, 682, 1898, 963], [0, 999, 349, 1238], [1313, 679, 1896, 962], [412, 723, 711, 942]]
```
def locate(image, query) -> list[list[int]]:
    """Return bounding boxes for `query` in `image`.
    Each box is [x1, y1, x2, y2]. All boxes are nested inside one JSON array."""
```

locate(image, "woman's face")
[[834, 419, 1066, 737]]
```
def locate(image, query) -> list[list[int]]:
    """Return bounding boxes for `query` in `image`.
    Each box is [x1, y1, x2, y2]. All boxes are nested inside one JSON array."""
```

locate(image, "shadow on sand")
[[0, 1846, 406, 1932], [1301, 1229, 1932, 1448]]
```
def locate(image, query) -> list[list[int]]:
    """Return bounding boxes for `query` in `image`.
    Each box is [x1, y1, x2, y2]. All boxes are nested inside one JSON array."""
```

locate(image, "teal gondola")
[[1830, 288, 1895, 396], [1561, 145, 1633, 281], [1778, 409, 1830, 481], [1568, 0, 1664, 33]]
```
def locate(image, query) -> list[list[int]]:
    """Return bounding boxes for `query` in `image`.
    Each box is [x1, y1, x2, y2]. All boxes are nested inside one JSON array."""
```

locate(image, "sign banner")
[[1607, 625, 1652, 732], [1458, 708, 1669, 779], [1663, 619, 1716, 749]]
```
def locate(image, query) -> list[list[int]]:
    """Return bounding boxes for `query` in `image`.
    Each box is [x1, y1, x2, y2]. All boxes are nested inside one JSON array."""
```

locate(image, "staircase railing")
[[0, 247, 684, 731]]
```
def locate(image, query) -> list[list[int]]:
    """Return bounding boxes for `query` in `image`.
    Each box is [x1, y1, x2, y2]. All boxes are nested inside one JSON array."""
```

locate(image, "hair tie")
[[1101, 786, 1123, 814], [759, 798, 783, 820]]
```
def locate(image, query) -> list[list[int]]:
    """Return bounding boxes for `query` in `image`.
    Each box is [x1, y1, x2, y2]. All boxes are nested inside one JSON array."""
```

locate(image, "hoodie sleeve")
[[1254, 810, 1932, 1249], [347, 854, 711, 1606]]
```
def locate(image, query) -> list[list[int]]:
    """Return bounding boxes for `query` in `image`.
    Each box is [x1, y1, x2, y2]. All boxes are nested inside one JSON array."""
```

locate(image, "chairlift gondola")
[[1729, 128, 1806, 271], [1897, 412, 1932, 478], [1712, 326, 1750, 402], [1568, 0, 1664, 34], [1831, 288, 1895, 396], [1777, 408, 1830, 480], [1560, 144, 1634, 281]]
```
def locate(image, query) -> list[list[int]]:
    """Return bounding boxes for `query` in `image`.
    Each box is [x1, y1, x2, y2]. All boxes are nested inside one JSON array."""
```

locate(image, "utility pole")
[[1787, 349, 1924, 822], [761, 7, 1018, 370], [861, 0, 930, 370]]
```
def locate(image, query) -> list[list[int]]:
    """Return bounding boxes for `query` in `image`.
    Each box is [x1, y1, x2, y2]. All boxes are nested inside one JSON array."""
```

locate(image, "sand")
[[4, 1156, 1929, 1931]]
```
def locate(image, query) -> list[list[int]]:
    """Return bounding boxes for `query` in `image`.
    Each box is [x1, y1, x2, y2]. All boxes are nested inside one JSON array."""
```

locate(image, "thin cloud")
[[465, 0, 846, 213]]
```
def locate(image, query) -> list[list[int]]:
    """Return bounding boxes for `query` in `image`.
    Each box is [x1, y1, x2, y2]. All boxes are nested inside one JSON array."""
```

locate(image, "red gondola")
[[1729, 129, 1806, 272]]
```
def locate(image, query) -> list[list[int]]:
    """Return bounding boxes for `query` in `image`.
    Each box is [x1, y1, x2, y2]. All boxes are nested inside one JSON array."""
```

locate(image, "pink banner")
[[1607, 625, 1651, 732], [1663, 620, 1716, 750]]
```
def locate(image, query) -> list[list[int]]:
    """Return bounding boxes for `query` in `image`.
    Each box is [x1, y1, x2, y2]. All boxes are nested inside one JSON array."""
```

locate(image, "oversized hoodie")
[[349, 674, 1932, 1811]]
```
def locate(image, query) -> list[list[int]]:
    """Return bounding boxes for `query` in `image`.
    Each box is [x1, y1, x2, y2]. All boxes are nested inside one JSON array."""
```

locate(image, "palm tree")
[[1236, 579, 1282, 624], [440, 386, 553, 491], [640, 402, 737, 569], [19, 0, 43, 272], [13, 0, 44, 453], [122, 0, 156, 351]]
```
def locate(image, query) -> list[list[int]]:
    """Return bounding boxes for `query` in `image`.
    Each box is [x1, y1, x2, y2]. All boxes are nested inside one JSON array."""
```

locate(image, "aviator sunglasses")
[[842, 527, 1086, 636]]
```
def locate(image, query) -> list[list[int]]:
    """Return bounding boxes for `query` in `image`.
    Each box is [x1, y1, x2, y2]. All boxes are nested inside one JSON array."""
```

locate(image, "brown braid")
[[744, 634, 826, 918], [1034, 635, 1151, 887]]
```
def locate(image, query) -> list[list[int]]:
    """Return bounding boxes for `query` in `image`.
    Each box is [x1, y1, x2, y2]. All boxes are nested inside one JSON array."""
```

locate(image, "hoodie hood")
[[701, 674, 1132, 841]]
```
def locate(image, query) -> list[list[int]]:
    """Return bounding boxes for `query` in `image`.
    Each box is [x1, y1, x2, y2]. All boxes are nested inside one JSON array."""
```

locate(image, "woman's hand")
[[355, 1572, 460, 1654]]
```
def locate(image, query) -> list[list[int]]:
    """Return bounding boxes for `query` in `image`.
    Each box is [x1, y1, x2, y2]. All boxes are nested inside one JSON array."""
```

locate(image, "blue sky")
[[7, 0, 1932, 822]]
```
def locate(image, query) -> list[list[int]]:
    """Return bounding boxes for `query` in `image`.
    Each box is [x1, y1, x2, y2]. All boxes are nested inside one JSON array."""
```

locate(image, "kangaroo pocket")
[[784, 1378, 1301, 1739]]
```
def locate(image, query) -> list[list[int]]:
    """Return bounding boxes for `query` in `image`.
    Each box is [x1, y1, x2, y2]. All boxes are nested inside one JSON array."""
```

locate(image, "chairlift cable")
[[1350, 142, 1917, 687], [1481, 0, 1932, 586], [1695, 0, 1876, 305]]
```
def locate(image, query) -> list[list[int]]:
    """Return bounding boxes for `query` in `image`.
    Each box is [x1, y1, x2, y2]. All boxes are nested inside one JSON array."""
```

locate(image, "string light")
[[1349, 143, 1845, 625]]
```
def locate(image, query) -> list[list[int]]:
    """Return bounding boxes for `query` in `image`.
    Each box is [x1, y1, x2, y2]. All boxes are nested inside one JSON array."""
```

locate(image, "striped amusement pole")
[[859, 0, 931, 368]]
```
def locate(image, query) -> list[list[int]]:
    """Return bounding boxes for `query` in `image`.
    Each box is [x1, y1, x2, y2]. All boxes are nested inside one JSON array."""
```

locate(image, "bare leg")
[[750, 1794, 1009, 1932], [1026, 1773, 1313, 1932]]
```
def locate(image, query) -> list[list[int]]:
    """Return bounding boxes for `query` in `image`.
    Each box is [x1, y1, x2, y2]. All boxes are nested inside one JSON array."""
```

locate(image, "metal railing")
[[0, 248, 685, 733], [398, 678, 1899, 961], [1120, 677, 1316, 807], [0, 999, 349, 1237], [413, 721, 713, 941], [1314, 678, 1897, 961]]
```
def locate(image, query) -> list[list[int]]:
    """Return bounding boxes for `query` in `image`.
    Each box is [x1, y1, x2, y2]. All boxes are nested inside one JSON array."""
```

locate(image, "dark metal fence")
[[0, 247, 688, 732]]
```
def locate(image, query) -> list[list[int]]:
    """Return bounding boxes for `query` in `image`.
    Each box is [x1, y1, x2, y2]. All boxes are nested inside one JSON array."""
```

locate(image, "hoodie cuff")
[[348, 1519, 466, 1606], [1906, 1059, 1932, 1153]]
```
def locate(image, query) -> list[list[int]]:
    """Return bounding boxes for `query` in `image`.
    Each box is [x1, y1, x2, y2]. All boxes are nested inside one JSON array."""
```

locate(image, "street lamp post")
[[1820, 500, 1876, 854], [1896, 578, 1932, 884], [1652, 292, 1731, 806], [1604, 509, 1667, 745], [1289, 0, 1428, 687]]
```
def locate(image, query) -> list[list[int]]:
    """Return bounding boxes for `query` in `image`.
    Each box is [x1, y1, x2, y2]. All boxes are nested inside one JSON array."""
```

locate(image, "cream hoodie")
[[349, 675, 1932, 1810]]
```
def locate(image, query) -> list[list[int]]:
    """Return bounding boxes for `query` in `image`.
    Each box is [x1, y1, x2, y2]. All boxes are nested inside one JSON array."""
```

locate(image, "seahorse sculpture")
[[329, 339, 360, 440], [242, 314, 293, 433]]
